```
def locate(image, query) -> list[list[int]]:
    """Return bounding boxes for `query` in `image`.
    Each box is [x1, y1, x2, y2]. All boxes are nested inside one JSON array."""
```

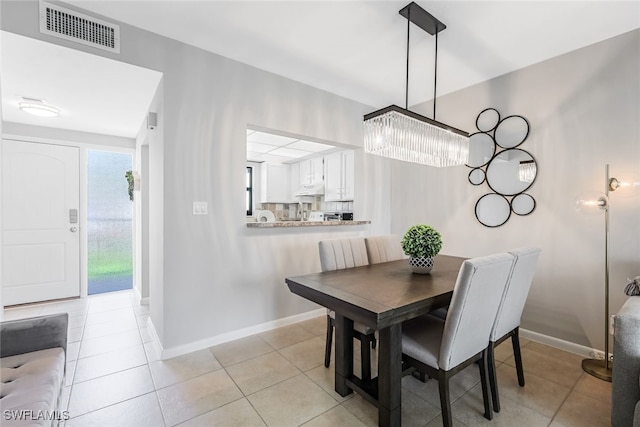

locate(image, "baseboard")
[[146, 316, 164, 359], [520, 328, 602, 359], [149, 314, 599, 362], [155, 308, 326, 360], [133, 287, 149, 306]]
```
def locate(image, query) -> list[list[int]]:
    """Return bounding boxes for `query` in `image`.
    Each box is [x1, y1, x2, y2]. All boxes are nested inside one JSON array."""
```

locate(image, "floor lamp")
[[576, 164, 639, 382]]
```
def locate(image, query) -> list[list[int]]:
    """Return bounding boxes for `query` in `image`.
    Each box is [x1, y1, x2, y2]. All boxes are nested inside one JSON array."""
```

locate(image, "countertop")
[[246, 220, 370, 228]]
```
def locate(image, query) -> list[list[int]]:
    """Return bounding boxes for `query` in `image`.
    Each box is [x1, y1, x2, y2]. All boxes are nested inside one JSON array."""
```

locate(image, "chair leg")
[[360, 336, 372, 381], [511, 328, 525, 386], [324, 315, 333, 368], [411, 370, 428, 382], [487, 342, 500, 413], [479, 349, 493, 420], [438, 370, 453, 427]]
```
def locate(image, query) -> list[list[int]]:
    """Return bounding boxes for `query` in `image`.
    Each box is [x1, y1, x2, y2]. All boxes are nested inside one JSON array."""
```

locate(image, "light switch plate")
[[193, 201, 208, 215]]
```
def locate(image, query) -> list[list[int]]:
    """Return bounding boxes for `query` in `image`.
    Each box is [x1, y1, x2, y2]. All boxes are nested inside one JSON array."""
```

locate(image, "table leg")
[[378, 324, 402, 427], [334, 313, 354, 397]]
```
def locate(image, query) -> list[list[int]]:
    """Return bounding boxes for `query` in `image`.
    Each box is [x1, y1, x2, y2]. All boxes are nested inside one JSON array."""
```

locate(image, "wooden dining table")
[[285, 255, 466, 427]]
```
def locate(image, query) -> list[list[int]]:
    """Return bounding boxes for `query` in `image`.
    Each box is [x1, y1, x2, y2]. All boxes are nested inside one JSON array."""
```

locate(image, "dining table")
[[285, 254, 466, 427]]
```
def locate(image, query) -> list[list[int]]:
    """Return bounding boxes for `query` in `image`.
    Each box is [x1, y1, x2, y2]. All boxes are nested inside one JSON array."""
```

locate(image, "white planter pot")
[[409, 256, 434, 274]]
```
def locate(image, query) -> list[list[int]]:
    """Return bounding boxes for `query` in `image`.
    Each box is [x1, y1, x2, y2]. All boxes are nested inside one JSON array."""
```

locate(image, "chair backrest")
[[318, 238, 369, 272], [365, 235, 407, 264], [490, 247, 541, 342], [439, 253, 515, 370]]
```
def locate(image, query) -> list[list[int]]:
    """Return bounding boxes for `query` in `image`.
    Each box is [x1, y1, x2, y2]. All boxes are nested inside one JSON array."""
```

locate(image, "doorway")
[[1, 140, 80, 305], [87, 150, 134, 295]]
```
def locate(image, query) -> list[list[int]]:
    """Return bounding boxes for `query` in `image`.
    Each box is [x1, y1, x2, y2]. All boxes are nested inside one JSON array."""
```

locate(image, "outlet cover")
[[193, 201, 208, 215]]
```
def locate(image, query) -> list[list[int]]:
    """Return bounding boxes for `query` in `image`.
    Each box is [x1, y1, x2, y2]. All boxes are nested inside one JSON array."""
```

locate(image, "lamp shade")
[[364, 105, 469, 167], [576, 191, 608, 215]]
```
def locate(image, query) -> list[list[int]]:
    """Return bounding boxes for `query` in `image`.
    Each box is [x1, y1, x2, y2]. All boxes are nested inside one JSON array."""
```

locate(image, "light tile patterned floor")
[[3, 290, 612, 426]]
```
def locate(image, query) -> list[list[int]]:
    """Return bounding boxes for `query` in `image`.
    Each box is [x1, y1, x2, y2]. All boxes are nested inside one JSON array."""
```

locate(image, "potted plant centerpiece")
[[401, 224, 443, 274]]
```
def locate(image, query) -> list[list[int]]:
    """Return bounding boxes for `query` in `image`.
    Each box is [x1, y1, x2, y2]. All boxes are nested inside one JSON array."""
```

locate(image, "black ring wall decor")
[[486, 148, 538, 196], [475, 193, 511, 227], [475, 108, 500, 132], [468, 168, 485, 186], [494, 115, 530, 148], [466, 132, 496, 168], [467, 109, 537, 227]]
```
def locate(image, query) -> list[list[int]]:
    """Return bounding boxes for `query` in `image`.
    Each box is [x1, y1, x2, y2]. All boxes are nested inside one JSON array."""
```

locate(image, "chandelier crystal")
[[518, 160, 536, 183], [364, 106, 469, 167]]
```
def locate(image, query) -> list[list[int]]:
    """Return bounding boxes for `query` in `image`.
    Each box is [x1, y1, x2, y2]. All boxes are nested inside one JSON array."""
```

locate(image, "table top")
[[286, 255, 465, 330]]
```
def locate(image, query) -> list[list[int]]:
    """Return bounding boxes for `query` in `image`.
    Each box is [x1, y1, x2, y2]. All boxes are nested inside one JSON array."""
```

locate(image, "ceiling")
[[247, 129, 335, 163], [1, 1, 639, 138], [1, 31, 163, 138]]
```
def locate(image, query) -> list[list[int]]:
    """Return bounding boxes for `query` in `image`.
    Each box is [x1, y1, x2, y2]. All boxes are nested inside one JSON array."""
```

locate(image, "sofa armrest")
[[0, 313, 68, 358], [612, 297, 640, 427]]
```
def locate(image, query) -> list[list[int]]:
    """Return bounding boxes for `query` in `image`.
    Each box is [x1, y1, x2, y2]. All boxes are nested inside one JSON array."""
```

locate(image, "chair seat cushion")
[[1, 347, 65, 426], [328, 310, 375, 335], [402, 315, 445, 369]]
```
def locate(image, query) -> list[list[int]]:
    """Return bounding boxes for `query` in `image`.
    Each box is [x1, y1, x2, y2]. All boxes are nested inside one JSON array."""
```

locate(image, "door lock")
[[70, 227, 78, 232]]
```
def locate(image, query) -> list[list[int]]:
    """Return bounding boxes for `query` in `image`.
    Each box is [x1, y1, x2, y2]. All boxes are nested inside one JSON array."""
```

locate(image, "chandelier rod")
[[433, 30, 438, 120], [405, 6, 411, 110]]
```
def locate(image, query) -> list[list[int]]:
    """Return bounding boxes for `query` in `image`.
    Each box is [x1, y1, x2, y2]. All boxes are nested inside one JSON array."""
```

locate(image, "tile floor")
[[3, 290, 612, 426]]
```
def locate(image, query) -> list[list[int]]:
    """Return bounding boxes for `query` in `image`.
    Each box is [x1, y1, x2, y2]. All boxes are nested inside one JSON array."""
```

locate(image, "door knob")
[[70, 227, 78, 232]]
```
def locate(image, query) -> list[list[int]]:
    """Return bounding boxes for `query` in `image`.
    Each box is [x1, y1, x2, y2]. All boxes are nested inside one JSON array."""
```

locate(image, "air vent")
[[39, 1, 120, 53]]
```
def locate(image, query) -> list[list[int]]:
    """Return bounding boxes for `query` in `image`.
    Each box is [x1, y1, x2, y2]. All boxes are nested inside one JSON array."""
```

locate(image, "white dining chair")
[[364, 235, 407, 264], [401, 252, 516, 427], [318, 238, 376, 380], [487, 247, 541, 412]]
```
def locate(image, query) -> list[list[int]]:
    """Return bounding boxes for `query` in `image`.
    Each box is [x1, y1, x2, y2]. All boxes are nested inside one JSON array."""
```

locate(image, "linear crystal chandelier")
[[364, 2, 469, 167]]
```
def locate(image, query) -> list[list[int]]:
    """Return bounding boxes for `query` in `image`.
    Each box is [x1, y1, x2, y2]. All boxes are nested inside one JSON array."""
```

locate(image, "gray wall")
[[3, 1, 637, 355], [1, 1, 391, 352], [395, 29, 640, 351]]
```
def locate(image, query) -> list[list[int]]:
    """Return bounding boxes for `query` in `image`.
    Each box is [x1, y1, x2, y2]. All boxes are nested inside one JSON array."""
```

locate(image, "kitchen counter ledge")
[[247, 220, 370, 228]]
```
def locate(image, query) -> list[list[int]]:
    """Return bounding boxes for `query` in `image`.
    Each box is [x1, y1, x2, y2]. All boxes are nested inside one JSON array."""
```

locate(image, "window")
[[246, 166, 253, 216]]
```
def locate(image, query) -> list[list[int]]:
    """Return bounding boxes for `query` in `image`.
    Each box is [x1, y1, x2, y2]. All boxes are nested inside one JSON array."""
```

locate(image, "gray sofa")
[[612, 297, 640, 427], [0, 313, 68, 426]]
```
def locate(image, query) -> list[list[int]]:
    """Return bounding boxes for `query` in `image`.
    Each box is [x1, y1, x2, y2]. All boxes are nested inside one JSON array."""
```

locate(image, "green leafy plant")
[[401, 224, 442, 258], [125, 170, 134, 202]]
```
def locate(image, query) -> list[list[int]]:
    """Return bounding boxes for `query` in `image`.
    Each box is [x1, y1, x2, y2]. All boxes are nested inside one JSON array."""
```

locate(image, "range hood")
[[295, 182, 324, 196]]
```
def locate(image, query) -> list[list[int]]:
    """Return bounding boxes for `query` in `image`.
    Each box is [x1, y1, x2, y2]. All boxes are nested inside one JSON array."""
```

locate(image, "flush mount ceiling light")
[[18, 97, 60, 118], [364, 2, 469, 167]]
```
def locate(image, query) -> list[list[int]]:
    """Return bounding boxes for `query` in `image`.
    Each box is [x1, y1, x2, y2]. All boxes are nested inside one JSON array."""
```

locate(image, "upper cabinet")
[[324, 150, 354, 201], [259, 163, 290, 203], [298, 156, 324, 184]]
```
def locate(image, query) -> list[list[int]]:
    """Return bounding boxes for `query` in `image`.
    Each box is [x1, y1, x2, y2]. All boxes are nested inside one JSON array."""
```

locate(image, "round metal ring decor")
[[511, 193, 536, 216], [466, 108, 537, 227], [476, 108, 501, 132], [468, 168, 486, 186], [466, 132, 496, 168], [494, 115, 530, 149], [475, 193, 511, 228]]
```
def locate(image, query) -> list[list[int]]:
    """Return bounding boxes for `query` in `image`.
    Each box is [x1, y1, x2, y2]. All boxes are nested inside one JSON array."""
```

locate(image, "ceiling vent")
[[39, 1, 120, 53]]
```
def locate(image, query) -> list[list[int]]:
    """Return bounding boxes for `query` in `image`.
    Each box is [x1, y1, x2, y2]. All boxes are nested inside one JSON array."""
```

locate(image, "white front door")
[[2, 140, 80, 305]]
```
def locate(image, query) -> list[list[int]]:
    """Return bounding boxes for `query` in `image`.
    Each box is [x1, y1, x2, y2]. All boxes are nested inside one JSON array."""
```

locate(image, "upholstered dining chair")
[[401, 253, 516, 427], [487, 247, 541, 413], [318, 238, 376, 380], [364, 234, 407, 264]]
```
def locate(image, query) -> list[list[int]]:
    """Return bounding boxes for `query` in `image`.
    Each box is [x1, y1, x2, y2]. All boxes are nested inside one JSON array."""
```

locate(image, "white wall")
[[392, 29, 640, 351], [1, 1, 390, 355]]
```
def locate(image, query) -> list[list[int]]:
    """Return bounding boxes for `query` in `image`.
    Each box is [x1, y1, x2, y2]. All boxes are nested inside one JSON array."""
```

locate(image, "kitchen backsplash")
[[257, 200, 354, 221]]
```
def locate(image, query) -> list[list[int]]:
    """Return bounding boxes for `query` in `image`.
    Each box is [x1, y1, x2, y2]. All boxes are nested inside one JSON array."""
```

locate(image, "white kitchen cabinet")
[[298, 156, 324, 185], [259, 163, 289, 202], [324, 149, 354, 201]]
